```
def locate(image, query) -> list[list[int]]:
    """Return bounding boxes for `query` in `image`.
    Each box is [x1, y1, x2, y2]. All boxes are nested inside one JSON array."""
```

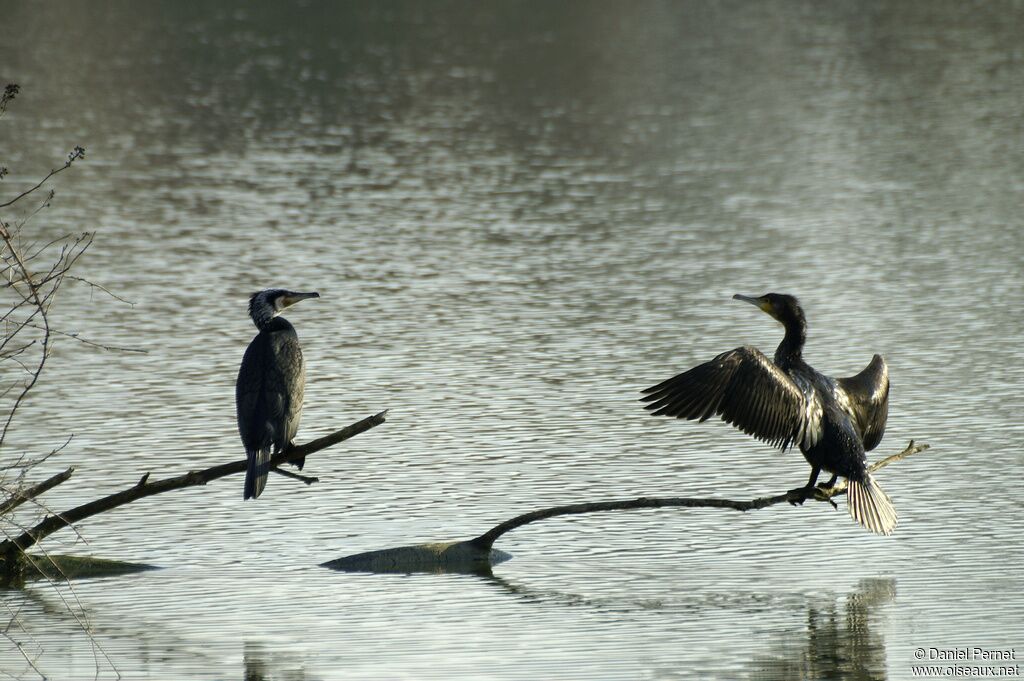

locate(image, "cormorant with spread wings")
[[641, 293, 895, 535]]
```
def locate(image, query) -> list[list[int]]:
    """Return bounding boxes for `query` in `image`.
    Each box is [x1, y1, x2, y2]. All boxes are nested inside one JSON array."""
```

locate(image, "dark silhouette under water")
[[641, 293, 896, 535]]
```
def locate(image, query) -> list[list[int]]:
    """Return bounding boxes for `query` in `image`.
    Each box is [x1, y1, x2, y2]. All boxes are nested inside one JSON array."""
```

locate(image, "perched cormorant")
[[640, 293, 896, 535], [236, 289, 320, 500]]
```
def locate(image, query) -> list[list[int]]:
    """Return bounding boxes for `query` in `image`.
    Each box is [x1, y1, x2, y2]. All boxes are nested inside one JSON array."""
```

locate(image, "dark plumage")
[[641, 293, 896, 535], [236, 289, 319, 500]]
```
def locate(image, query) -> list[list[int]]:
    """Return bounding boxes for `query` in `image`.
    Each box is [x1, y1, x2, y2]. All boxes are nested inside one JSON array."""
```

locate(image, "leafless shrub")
[[0, 82, 116, 679]]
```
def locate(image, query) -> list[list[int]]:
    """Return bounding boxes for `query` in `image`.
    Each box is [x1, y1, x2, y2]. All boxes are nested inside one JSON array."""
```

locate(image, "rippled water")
[[3, 1, 1023, 679]]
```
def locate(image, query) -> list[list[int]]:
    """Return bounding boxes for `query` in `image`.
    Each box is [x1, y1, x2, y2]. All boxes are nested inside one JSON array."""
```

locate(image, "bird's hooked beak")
[[733, 293, 776, 318], [279, 291, 320, 309]]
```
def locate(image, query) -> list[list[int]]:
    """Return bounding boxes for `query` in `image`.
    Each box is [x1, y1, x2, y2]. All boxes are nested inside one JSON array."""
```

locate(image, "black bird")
[[640, 293, 896, 535], [236, 288, 320, 500]]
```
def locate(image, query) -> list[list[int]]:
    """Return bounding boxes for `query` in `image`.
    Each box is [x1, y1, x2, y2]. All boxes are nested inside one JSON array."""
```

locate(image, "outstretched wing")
[[640, 346, 820, 451], [837, 354, 889, 451]]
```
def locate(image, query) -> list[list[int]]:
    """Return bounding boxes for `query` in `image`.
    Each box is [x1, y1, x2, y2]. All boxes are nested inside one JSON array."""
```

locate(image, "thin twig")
[[6, 434, 74, 472], [271, 467, 319, 485], [18, 321, 147, 353], [66, 276, 136, 306], [11, 190, 54, 233], [16, 542, 120, 678], [0, 146, 85, 209], [0, 630, 45, 680], [0, 227, 91, 449]]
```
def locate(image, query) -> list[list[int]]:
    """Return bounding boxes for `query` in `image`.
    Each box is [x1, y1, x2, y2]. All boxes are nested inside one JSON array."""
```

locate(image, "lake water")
[[2, 1, 1023, 679]]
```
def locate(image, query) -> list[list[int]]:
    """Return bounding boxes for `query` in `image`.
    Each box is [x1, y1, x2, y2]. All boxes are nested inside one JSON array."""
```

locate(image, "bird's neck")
[[250, 302, 277, 331], [253, 312, 293, 333], [774, 318, 806, 365]]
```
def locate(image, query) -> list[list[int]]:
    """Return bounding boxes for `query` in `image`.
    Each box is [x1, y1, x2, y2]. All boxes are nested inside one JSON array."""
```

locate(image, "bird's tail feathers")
[[244, 447, 273, 500], [847, 474, 897, 536]]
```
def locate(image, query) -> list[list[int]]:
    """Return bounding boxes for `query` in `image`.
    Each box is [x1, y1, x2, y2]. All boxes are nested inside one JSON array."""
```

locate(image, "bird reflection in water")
[[243, 640, 314, 681], [751, 578, 896, 681]]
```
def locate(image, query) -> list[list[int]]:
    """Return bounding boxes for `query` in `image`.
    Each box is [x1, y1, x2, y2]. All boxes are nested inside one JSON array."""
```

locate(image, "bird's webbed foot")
[[285, 441, 305, 470], [813, 474, 840, 509], [786, 485, 815, 506], [816, 474, 839, 491], [787, 483, 839, 510]]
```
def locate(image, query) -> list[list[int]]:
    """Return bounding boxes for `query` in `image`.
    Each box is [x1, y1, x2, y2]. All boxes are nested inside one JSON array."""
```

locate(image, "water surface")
[[2, 2, 1023, 679]]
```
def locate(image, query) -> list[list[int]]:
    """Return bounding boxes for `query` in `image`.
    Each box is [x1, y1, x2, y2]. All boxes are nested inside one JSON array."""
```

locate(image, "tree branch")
[[1, 410, 387, 556], [0, 226, 93, 450], [0, 467, 75, 516], [469, 440, 929, 550], [322, 441, 930, 575], [0, 146, 85, 209], [271, 466, 319, 485]]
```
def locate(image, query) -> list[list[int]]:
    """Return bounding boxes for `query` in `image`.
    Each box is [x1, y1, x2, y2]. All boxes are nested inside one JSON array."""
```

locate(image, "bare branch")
[[322, 441, 931, 575], [66, 276, 136, 306], [10, 190, 54, 233], [3, 435, 74, 472], [0, 226, 92, 449], [0, 468, 75, 515], [0, 629, 45, 679], [0, 343, 36, 373], [1, 410, 387, 557], [271, 467, 319, 486], [17, 321, 147, 354], [2, 481, 91, 548], [469, 441, 930, 550], [20, 233, 71, 264], [0, 146, 85, 209], [13, 541, 120, 678], [1, 82, 120, 675]]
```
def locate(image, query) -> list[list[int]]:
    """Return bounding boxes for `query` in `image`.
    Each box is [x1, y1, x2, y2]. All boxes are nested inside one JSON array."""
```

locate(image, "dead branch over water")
[[325, 441, 929, 575], [1, 411, 387, 583], [468, 440, 928, 550]]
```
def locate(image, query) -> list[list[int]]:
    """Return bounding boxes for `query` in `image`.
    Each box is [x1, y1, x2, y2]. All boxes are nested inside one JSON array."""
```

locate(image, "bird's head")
[[248, 288, 320, 328], [733, 292, 804, 328]]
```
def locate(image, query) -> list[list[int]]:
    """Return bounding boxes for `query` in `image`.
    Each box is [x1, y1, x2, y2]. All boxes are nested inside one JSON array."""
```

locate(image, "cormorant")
[[236, 288, 320, 500], [640, 293, 896, 535]]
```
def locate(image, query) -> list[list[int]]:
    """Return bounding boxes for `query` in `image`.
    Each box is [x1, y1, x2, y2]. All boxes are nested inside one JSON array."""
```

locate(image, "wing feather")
[[236, 329, 306, 453], [268, 331, 306, 449], [836, 354, 889, 451], [641, 347, 809, 451], [236, 334, 272, 452]]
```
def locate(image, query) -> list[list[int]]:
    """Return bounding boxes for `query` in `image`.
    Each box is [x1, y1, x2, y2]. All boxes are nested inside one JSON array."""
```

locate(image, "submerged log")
[[23, 554, 159, 581], [321, 541, 512, 576], [322, 441, 929, 575]]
